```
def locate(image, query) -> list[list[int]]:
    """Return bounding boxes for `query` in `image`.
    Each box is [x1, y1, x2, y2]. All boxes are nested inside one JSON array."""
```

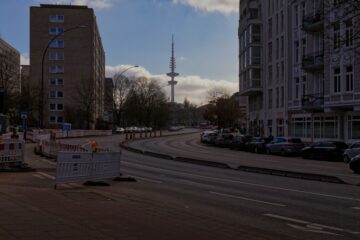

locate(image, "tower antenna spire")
[[167, 34, 179, 103]]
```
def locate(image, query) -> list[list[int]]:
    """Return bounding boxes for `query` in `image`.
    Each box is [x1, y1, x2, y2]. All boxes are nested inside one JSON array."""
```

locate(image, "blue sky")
[[0, 0, 239, 104]]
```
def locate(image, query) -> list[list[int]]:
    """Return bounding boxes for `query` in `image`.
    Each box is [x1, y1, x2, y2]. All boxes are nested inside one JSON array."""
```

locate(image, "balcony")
[[302, 10, 324, 32], [301, 93, 324, 111], [302, 51, 324, 71], [240, 79, 262, 96]]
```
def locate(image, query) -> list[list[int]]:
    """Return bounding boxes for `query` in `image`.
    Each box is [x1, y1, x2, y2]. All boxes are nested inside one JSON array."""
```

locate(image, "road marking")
[[130, 175, 162, 184], [210, 192, 286, 207], [39, 158, 56, 166], [123, 161, 360, 202], [264, 213, 359, 235], [37, 172, 55, 180], [352, 207, 360, 210], [33, 174, 46, 180]]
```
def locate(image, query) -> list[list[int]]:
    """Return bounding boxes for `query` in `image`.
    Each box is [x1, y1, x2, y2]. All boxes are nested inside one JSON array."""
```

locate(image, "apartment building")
[[30, 4, 105, 129], [239, 0, 288, 137], [239, 0, 360, 142]]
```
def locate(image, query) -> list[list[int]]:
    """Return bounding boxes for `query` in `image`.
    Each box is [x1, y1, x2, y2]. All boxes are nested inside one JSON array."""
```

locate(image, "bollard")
[[145, 132, 148, 138], [133, 133, 136, 139], [140, 132, 143, 138], [125, 133, 128, 140]]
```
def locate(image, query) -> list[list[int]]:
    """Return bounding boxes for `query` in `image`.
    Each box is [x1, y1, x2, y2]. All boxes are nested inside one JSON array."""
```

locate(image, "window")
[[276, 87, 279, 108], [49, 91, 56, 98], [346, 66, 353, 92], [57, 104, 64, 111], [57, 91, 64, 98], [295, 78, 300, 99], [57, 78, 64, 85], [281, 61, 284, 82], [348, 116, 360, 139], [49, 78, 56, 85], [268, 65, 272, 84], [268, 18, 272, 38], [49, 27, 64, 35], [268, 42, 272, 61], [302, 38, 306, 57], [49, 15, 64, 23], [333, 68, 341, 93], [345, 19, 353, 47], [295, 41, 299, 63], [57, 116, 64, 123], [50, 40, 64, 48], [49, 52, 64, 60], [302, 76, 307, 97], [49, 116, 56, 123], [49, 103, 56, 111], [281, 36, 284, 57], [276, 14, 279, 34], [268, 89, 273, 109], [294, 5, 299, 26], [280, 11, 284, 32], [301, 1, 306, 18], [276, 63, 280, 81], [49, 66, 64, 73], [250, 47, 261, 65], [281, 86, 284, 107], [333, 22, 341, 49], [276, 38, 279, 59]]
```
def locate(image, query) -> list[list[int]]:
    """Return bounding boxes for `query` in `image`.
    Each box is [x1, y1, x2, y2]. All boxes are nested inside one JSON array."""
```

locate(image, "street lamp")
[[113, 65, 139, 126], [39, 25, 87, 129]]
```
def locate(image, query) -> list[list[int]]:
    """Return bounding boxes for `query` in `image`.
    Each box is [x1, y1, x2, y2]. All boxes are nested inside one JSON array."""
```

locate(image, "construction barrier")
[[40, 141, 86, 158], [55, 151, 121, 186], [0, 141, 25, 167], [27, 129, 112, 142]]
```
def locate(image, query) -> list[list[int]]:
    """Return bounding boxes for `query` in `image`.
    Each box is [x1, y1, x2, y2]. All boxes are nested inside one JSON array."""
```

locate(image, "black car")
[[246, 137, 268, 153], [230, 135, 252, 150], [301, 141, 348, 161], [349, 155, 360, 174]]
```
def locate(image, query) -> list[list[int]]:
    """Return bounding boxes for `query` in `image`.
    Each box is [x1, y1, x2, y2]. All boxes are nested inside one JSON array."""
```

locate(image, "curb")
[[237, 165, 346, 184], [120, 141, 352, 185]]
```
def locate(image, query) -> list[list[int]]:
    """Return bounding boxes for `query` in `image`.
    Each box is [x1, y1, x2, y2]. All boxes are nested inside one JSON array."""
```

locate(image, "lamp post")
[[113, 65, 139, 126], [39, 25, 87, 129]]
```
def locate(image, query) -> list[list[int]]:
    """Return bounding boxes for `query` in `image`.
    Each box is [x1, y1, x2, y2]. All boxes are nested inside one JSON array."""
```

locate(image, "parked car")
[[246, 137, 268, 153], [301, 141, 348, 161], [343, 141, 360, 163], [230, 135, 252, 151], [266, 137, 304, 156], [200, 131, 218, 144], [349, 154, 360, 174], [115, 127, 125, 134], [215, 133, 236, 147]]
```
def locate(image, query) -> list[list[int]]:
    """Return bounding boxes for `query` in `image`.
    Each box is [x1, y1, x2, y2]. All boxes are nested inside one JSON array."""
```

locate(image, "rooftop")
[[39, 4, 89, 9]]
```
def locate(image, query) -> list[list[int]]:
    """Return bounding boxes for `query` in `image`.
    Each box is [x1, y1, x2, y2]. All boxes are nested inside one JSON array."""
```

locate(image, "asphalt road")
[[1, 132, 358, 239], [127, 132, 360, 184]]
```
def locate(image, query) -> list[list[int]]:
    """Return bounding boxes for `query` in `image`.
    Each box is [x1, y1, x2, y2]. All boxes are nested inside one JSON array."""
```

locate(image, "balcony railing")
[[301, 93, 324, 111], [302, 51, 324, 71], [240, 79, 262, 96], [302, 10, 324, 32]]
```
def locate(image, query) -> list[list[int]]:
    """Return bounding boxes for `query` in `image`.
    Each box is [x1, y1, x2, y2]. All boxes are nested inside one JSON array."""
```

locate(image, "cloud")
[[106, 64, 238, 105], [172, 0, 238, 14], [48, 0, 112, 9], [20, 53, 29, 65]]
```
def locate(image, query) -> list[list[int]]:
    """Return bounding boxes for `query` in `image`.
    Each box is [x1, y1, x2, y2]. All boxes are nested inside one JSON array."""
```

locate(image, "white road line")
[[210, 192, 286, 207], [264, 213, 309, 224], [32, 174, 46, 180], [123, 161, 360, 202], [39, 158, 56, 166], [264, 213, 360, 235], [130, 175, 162, 184], [352, 207, 360, 210], [37, 172, 55, 180]]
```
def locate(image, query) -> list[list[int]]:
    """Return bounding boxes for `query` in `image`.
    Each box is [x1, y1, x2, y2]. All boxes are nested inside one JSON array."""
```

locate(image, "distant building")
[[239, 0, 360, 142], [29, 4, 105, 129]]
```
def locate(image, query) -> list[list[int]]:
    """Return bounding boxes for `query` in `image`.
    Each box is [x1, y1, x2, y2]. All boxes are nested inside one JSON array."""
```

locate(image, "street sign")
[[63, 123, 72, 131], [20, 112, 27, 120]]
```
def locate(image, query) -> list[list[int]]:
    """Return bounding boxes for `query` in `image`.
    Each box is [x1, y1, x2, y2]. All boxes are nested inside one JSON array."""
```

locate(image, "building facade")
[[0, 38, 21, 113], [30, 4, 105, 129], [239, 0, 360, 143]]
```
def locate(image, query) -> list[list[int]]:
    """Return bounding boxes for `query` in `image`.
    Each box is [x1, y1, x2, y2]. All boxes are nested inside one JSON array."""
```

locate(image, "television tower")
[[167, 35, 179, 103]]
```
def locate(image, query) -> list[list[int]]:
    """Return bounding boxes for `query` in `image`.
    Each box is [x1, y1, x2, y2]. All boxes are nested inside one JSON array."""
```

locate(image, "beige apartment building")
[[30, 4, 105, 129], [239, 0, 360, 143]]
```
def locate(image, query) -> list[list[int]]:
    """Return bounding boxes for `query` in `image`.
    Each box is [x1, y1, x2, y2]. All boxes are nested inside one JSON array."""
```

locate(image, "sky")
[[0, 0, 239, 105]]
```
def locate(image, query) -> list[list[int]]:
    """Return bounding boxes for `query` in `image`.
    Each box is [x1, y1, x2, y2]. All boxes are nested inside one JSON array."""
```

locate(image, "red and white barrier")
[[0, 141, 25, 166]]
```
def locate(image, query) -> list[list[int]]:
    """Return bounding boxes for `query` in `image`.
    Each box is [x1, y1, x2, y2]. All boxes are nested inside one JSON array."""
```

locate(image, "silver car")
[[343, 141, 360, 163], [266, 137, 304, 156]]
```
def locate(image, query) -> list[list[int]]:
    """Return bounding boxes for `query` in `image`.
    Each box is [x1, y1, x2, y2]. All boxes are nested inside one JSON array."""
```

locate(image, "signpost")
[[63, 123, 72, 137], [20, 111, 28, 140]]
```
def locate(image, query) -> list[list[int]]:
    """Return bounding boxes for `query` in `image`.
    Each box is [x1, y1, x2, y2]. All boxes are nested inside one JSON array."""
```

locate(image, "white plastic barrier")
[[55, 151, 121, 186], [0, 141, 25, 166], [41, 141, 86, 158]]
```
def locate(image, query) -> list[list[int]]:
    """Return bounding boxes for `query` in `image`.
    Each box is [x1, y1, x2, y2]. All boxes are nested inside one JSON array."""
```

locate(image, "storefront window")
[[348, 116, 360, 139]]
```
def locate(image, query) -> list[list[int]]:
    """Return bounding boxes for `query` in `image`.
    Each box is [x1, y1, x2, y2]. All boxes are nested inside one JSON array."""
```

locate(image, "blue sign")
[[20, 112, 27, 120], [63, 123, 72, 131]]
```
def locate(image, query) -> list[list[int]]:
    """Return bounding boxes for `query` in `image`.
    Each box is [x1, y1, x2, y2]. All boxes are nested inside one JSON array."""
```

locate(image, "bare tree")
[[113, 72, 132, 126], [206, 86, 230, 103]]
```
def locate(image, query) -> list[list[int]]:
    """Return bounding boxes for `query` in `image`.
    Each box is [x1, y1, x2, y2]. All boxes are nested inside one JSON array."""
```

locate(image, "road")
[[0, 132, 359, 239], [127, 132, 360, 184]]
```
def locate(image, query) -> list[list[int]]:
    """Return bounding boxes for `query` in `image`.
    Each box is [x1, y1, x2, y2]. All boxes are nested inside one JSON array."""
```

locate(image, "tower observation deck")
[[166, 35, 179, 103]]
